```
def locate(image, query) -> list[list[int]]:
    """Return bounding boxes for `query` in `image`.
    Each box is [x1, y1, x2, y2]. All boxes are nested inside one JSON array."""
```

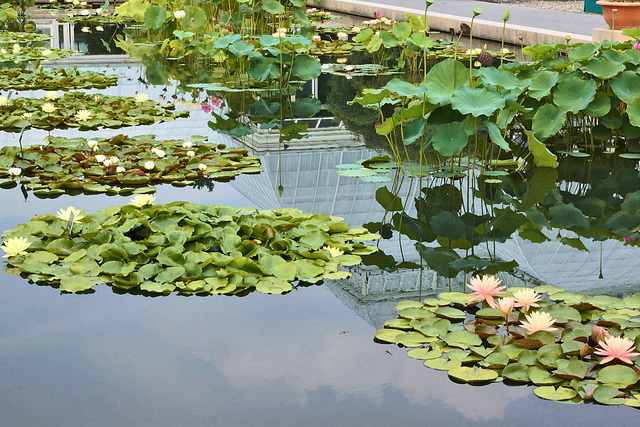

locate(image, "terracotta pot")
[[596, 1, 640, 29]]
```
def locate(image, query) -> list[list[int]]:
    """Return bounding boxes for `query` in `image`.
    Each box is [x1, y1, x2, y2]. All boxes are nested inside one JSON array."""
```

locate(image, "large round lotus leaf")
[[374, 328, 405, 343], [611, 71, 640, 104], [502, 363, 530, 383], [407, 348, 442, 360], [524, 130, 559, 168], [567, 42, 599, 62], [528, 366, 563, 385], [528, 70, 558, 100], [443, 330, 482, 348], [448, 366, 499, 384], [582, 58, 626, 79], [533, 386, 577, 401], [434, 306, 467, 321], [593, 385, 626, 405], [553, 77, 596, 113], [424, 358, 462, 371], [415, 318, 451, 337], [597, 365, 639, 389], [451, 85, 506, 117], [478, 68, 524, 90], [532, 103, 566, 140], [625, 98, 640, 128], [430, 121, 468, 157], [425, 58, 469, 105], [553, 359, 587, 380]]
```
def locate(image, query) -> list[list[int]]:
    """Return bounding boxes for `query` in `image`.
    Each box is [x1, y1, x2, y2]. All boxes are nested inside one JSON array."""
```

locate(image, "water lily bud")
[[579, 343, 590, 358], [502, 7, 510, 21], [591, 326, 610, 344], [565, 35, 571, 42]]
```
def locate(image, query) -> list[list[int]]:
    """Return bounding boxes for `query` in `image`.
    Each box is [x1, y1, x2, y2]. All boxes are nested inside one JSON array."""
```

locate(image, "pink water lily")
[[513, 288, 541, 313], [466, 275, 505, 308], [594, 335, 640, 365], [520, 311, 558, 335]]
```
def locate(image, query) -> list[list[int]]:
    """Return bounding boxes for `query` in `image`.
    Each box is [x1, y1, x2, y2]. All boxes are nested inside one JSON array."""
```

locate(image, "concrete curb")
[[308, 0, 592, 44]]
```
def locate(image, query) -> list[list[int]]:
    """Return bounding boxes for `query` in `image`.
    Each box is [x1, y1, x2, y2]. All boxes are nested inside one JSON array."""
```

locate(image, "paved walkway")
[[310, 0, 612, 44]]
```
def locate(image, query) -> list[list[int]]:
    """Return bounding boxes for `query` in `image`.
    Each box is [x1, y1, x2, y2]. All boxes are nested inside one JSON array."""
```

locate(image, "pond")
[[1, 2, 640, 426]]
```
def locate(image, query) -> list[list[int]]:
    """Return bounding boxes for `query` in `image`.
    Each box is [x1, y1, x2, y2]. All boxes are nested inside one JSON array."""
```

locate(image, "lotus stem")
[[500, 7, 509, 68], [612, 9, 617, 40], [469, 7, 483, 83]]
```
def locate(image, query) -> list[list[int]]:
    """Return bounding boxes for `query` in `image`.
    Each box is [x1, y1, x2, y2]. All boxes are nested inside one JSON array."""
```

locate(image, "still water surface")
[[0, 61, 638, 426]]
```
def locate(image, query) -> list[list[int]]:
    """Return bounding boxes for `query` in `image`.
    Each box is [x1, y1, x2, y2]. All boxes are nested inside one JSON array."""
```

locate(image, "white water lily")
[[95, 154, 106, 163], [130, 194, 156, 207], [75, 109, 91, 121], [187, 150, 195, 157], [81, 26, 90, 33], [116, 166, 125, 173], [21, 112, 31, 119], [109, 156, 119, 164], [153, 148, 165, 158], [198, 163, 207, 171], [103, 159, 112, 167], [95, 25, 103, 32], [182, 141, 193, 148], [41, 49, 52, 56], [87, 140, 98, 150], [174, 10, 185, 19], [144, 161, 155, 170], [41, 102, 56, 113], [0, 96, 9, 106], [135, 93, 149, 103], [8, 167, 21, 177], [1, 236, 31, 258], [323, 246, 344, 258], [56, 206, 85, 223], [12, 44, 20, 53]]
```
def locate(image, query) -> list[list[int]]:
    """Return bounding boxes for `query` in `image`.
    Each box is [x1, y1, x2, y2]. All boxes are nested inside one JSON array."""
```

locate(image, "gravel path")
[[496, 0, 590, 13]]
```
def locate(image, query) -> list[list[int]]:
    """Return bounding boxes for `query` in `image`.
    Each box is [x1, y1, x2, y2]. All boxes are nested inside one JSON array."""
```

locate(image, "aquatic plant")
[[375, 280, 640, 405], [1, 202, 379, 295], [0, 91, 188, 132], [0, 135, 262, 196], [0, 67, 119, 90]]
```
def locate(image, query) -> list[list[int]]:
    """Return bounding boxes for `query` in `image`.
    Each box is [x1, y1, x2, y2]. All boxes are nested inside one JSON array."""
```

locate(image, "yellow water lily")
[[130, 194, 156, 207], [135, 93, 149, 103], [1, 236, 31, 257], [75, 109, 92, 121], [323, 246, 344, 258], [56, 206, 85, 223]]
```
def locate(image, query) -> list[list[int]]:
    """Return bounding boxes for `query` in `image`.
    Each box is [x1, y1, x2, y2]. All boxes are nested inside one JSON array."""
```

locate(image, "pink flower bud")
[[591, 326, 610, 344]]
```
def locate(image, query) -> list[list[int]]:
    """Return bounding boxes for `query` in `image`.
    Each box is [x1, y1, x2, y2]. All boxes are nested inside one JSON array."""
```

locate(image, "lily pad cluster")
[[0, 91, 188, 132], [0, 67, 118, 90], [0, 134, 263, 196], [1, 202, 379, 295], [0, 31, 52, 44], [0, 46, 81, 64], [375, 282, 640, 406]]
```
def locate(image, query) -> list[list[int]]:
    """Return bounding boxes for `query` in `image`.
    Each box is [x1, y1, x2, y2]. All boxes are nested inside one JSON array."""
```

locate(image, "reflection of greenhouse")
[[229, 144, 640, 327]]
